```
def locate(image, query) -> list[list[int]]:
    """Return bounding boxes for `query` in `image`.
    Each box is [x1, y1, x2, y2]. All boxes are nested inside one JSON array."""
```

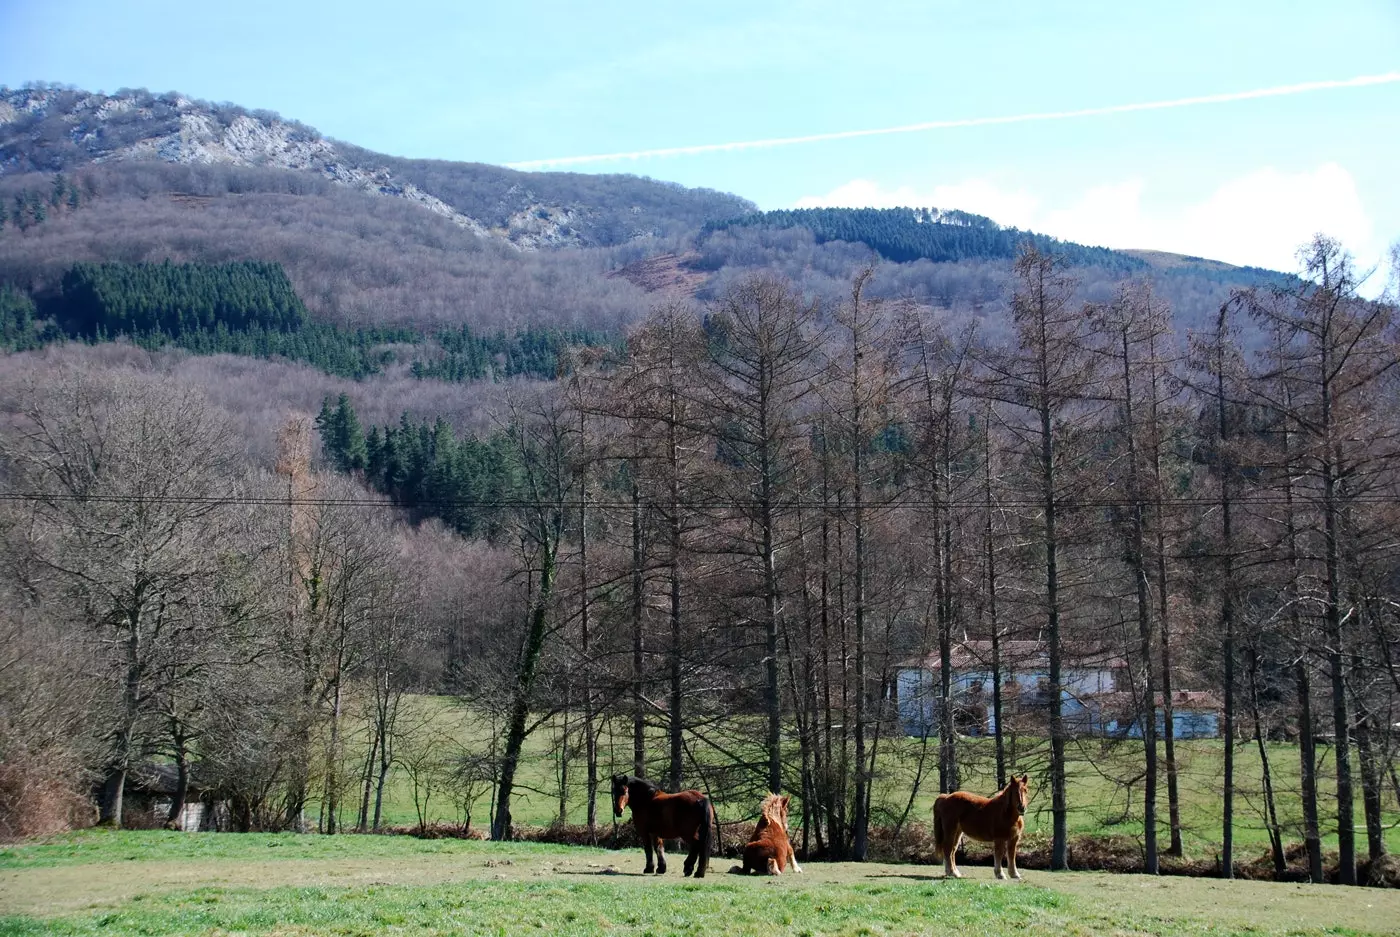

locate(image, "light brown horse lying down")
[[933, 773, 1029, 880], [730, 793, 803, 875]]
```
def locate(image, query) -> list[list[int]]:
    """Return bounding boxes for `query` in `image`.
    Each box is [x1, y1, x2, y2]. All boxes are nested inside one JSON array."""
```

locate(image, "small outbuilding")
[[122, 764, 222, 831]]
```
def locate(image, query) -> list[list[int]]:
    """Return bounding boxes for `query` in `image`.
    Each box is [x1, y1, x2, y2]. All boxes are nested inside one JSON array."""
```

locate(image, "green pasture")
[[321, 697, 1400, 860], [2, 831, 1397, 937]]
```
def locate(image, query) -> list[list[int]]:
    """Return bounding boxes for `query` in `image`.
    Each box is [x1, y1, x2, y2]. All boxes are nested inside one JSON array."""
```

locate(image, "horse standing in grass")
[[611, 774, 714, 878], [730, 793, 802, 875], [933, 773, 1029, 880]]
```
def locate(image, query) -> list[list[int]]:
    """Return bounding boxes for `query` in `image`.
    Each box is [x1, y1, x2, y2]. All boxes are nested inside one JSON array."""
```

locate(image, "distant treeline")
[[317, 392, 520, 539], [3, 260, 615, 382], [705, 206, 1146, 271]]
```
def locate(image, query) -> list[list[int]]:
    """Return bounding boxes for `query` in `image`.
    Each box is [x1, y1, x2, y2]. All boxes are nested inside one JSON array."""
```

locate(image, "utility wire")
[[3, 491, 1400, 510]]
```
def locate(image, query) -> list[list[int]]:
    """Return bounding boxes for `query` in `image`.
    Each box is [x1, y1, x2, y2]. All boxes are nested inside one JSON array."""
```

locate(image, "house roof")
[[897, 639, 1128, 673], [127, 763, 213, 796]]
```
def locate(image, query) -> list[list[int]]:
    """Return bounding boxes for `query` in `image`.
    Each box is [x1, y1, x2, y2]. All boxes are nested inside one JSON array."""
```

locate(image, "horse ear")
[[1020, 773, 1029, 784], [781, 795, 791, 808]]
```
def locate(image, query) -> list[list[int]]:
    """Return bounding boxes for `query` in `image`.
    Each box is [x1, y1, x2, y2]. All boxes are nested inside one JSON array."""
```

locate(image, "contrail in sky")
[[505, 72, 1400, 170]]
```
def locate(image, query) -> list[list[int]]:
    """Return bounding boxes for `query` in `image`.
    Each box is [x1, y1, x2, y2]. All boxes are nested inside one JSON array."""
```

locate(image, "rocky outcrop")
[[0, 87, 572, 244]]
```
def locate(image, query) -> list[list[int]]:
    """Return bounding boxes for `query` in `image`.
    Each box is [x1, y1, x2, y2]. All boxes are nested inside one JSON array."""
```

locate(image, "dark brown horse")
[[933, 773, 1029, 880], [611, 774, 714, 878]]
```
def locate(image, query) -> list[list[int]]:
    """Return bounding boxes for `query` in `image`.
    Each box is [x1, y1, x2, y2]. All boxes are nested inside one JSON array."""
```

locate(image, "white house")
[[894, 639, 1127, 737]]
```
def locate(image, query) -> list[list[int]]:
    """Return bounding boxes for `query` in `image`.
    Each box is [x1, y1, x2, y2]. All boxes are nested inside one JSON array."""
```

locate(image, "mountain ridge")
[[0, 84, 754, 249]]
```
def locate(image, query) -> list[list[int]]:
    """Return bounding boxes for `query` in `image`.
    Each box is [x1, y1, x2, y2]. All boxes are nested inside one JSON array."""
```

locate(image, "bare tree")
[[702, 274, 823, 797], [1244, 236, 1399, 884], [1, 370, 241, 827], [977, 247, 1099, 870]]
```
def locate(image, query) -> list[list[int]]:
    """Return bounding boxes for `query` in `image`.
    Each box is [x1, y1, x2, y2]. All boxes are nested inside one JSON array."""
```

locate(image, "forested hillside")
[[705, 206, 1143, 269]]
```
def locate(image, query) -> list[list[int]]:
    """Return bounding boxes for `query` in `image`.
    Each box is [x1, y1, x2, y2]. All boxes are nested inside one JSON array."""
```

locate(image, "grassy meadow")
[[323, 696, 1400, 861], [2, 831, 1397, 937]]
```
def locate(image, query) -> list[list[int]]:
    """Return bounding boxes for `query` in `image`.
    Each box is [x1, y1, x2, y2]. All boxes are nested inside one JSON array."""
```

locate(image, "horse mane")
[[625, 776, 660, 793], [757, 794, 786, 828]]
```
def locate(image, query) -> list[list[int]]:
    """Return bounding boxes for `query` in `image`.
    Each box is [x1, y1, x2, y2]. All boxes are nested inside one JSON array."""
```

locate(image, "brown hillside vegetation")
[[607, 251, 710, 296]]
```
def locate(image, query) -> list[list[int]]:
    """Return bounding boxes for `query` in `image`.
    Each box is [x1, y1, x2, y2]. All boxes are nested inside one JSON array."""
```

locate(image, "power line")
[[4, 491, 1400, 511]]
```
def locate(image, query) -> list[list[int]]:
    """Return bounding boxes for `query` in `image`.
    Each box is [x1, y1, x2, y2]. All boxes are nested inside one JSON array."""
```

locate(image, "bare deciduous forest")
[[2, 225, 1397, 887]]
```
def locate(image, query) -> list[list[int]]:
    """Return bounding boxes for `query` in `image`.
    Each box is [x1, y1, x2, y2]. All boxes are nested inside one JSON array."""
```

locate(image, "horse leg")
[[944, 826, 962, 879], [641, 827, 655, 874], [683, 837, 697, 877], [654, 837, 667, 874], [788, 843, 803, 874], [1007, 833, 1022, 880], [993, 839, 1005, 880]]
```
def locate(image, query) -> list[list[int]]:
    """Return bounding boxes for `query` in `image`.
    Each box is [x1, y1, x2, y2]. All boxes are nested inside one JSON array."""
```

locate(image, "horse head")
[[610, 774, 631, 818], [759, 793, 791, 831], [1011, 773, 1030, 815]]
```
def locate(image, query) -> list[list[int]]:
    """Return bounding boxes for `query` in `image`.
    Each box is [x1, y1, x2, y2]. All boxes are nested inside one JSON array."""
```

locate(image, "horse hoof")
[[792, 864, 804, 874], [693, 871, 705, 879], [1012, 873, 1022, 881], [994, 871, 1005, 880]]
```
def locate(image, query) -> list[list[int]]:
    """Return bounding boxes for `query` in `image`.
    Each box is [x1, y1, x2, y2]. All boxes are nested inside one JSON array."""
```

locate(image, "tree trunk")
[[631, 477, 646, 778], [325, 671, 344, 835], [1297, 661, 1324, 882], [357, 719, 379, 832], [1147, 340, 1184, 859], [492, 536, 558, 840], [1155, 530, 1183, 857], [579, 490, 598, 841], [668, 512, 684, 793], [1040, 398, 1068, 871], [1356, 712, 1388, 870], [1118, 332, 1158, 874], [985, 407, 1006, 790], [1248, 647, 1286, 877], [100, 606, 146, 828], [1215, 315, 1235, 880]]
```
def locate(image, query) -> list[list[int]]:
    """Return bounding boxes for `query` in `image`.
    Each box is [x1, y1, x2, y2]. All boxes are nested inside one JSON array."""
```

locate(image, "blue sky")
[[3, 1, 1397, 285]]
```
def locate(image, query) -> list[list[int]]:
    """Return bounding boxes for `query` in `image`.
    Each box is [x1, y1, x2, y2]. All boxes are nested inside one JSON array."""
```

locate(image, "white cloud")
[[794, 164, 1381, 285]]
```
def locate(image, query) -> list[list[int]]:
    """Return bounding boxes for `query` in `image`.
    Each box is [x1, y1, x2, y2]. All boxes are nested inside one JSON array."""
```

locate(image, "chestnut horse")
[[611, 775, 714, 878], [730, 793, 803, 875], [933, 773, 1029, 880]]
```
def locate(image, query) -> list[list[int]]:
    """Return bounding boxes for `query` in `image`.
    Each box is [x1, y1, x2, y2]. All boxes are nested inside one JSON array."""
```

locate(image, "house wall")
[[1106, 710, 1220, 740], [895, 664, 1119, 736]]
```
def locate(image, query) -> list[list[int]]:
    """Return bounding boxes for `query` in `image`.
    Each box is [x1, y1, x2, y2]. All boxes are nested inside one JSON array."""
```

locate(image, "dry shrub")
[[381, 822, 485, 840], [0, 755, 93, 841]]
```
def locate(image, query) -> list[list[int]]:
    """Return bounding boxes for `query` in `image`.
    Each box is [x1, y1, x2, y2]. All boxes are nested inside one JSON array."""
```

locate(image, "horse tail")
[[932, 796, 946, 860], [697, 795, 714, 877]]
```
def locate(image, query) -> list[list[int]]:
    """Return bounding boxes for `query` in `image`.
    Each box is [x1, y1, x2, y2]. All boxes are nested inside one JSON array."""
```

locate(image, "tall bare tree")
[[977, 247, 1098, 870]]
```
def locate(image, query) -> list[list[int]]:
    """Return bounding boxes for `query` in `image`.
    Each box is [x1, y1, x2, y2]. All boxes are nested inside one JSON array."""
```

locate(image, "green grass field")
[[328, 697, 1400, 861], [2, 831, 1397, 937]]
